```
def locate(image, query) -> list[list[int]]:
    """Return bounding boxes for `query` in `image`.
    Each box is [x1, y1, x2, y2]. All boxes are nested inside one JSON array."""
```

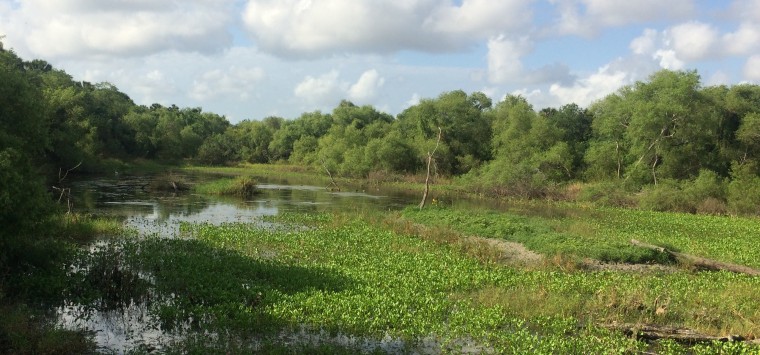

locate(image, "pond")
[[59, 172, 425, 353]]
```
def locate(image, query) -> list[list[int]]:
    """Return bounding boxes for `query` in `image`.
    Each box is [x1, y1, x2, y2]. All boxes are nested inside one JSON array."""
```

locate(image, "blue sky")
[[2, 0, 759, 123]]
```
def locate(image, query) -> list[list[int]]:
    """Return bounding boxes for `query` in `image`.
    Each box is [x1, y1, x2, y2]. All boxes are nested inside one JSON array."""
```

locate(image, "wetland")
[[43, 170, 760, 354]]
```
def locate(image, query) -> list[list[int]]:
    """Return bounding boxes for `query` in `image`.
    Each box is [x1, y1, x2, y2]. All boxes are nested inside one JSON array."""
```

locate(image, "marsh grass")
[[52, 213, 123, 242], [193, 176, 261, 199], [147, 173, 190, 193]]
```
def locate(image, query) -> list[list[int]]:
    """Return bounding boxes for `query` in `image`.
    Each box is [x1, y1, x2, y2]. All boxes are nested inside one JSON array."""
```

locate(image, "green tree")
[[476, 95, 572, 197], [0, 48, 55, 274], [395, 90, 492, 175]]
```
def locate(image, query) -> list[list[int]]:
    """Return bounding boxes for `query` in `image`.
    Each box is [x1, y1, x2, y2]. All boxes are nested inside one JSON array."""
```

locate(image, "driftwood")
[[599, 323, 753, 344], [630, 239, 760, 276]]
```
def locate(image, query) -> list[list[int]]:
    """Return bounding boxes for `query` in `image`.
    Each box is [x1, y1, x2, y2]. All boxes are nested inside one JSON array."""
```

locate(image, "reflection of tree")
[[153, 194, 210, 220]]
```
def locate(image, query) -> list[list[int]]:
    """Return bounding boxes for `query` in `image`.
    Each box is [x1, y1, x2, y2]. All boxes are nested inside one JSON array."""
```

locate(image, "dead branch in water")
[[598, 323, 753, 345], [321, 159, 339, 191]]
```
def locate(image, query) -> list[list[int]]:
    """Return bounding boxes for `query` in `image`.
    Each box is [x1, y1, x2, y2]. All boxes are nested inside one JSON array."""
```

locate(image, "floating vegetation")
[[58, 211, 760, 353]]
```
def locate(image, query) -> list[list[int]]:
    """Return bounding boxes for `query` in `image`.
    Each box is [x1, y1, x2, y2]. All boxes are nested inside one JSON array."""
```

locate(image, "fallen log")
[[630, 239, 760, 276], [599, 323, 748, 344]]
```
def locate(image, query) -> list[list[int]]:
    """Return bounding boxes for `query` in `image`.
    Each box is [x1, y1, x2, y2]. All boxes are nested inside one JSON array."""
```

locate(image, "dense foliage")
[[4, 46, 760, 215]]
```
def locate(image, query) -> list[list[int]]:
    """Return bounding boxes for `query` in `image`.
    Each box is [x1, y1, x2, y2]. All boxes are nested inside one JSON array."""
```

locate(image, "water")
[[71, 174, 416, 237], [58, 172, 422, 353]]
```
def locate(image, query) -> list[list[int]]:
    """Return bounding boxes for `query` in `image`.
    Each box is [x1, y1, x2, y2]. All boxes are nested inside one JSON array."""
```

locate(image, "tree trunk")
[[419, 127, 442, 210]]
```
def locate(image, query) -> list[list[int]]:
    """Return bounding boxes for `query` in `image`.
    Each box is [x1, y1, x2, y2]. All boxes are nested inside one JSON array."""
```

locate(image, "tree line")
[[3, 47, 760, 217]]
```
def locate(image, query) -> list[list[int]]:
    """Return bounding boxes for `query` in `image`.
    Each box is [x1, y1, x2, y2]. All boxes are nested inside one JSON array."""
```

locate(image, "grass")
[[61, 210, 760, 353], [400, 205, 673, 264], [401, 204, 760, 269], [193, 175, 261, 199]]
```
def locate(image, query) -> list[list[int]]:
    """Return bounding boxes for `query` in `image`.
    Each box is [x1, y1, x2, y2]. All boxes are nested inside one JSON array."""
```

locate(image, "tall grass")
[[193, 176, 260, 199]]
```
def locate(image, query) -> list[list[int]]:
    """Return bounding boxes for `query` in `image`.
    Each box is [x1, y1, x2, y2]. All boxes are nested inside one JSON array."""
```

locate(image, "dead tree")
[[51, 161, 82, 214], [419, 127, 442, 210], [321, 159, 340, 191]]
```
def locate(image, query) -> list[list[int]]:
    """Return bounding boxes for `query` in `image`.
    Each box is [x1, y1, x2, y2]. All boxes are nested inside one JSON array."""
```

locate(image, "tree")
[[0, 48, 55, 274], [395, 90, 492, 175], [586, 70, 721, 185], [476, 95, 572, 197]]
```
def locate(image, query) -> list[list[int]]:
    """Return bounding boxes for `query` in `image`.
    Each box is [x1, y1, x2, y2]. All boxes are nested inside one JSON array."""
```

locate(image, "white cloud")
[[487, 35, 573, 85], [0, 0, 233, 60], [190, 67, 266, 101], [549, 65, 629, 107], [654, 49, 685, 70], [118, 69, 180, 105], [706, 70, 731, 86], [426, 0, 532, 38], [629, 23, 747, 69], [348, 69, 385, 102], [744, 55, 760, 81], [405, 93, 422, 108], [729, 0, 760, 21], [723, 23, 760, 56], [551, 0, 694, 36], [630, 29, 658, 55], [487, 35, 531, 84], [242, 0, 532, 57], [666, 21, 719, 61], [294, 70, 344, 105], [583, 0, 694, 27]]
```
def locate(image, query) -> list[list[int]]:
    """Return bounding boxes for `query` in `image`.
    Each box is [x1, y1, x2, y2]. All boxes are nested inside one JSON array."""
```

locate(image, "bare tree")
[[419, 127, 442, 210]]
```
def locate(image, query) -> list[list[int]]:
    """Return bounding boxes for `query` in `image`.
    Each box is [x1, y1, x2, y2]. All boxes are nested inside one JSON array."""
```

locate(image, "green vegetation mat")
[[402, 205, 760, 268], [66, 211, 760, 353]]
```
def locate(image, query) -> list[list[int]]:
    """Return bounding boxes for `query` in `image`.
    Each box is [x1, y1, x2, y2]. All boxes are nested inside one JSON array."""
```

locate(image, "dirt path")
[[465, 236, 544, 264]]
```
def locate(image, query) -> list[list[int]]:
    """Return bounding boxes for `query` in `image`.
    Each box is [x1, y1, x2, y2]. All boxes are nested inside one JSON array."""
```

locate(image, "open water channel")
[[58, 172, 426, 353]]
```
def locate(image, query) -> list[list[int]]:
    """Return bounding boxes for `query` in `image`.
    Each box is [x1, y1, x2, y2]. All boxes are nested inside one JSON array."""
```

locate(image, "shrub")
[[638, 180, 692, 213], [727, 162, 760, 215], [576, 181, 636, 207]]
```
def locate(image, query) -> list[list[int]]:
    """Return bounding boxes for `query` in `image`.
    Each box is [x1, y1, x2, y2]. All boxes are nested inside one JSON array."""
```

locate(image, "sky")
[[2, 0, 760, 123]]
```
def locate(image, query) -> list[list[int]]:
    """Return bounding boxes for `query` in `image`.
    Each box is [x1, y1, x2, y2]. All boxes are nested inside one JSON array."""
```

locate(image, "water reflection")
[[71, 174, 415, 231]]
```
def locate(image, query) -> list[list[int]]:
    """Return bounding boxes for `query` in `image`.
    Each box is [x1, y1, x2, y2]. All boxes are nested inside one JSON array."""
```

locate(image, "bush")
[[577, 181, 637, 207], [727, 162, 760, 215], [639, 180, 692, 213]]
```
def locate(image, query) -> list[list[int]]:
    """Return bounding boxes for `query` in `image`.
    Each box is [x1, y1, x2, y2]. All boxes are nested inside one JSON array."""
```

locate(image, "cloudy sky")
[[2, 0, 759, 123]]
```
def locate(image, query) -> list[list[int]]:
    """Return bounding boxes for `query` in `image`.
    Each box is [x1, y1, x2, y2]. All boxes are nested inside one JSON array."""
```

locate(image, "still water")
[[72, 173, 420, 237], [59, 172, 423, 353]]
